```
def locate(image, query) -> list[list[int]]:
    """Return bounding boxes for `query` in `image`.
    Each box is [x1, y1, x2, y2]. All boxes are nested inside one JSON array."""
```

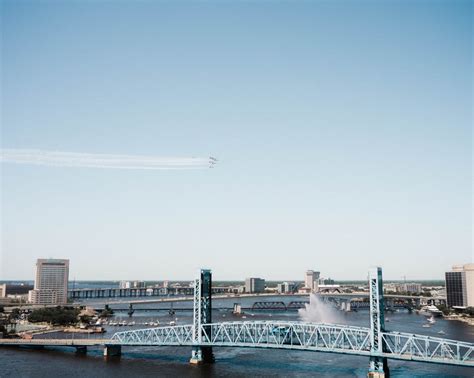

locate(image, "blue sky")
[[1, 0, 472, 280]]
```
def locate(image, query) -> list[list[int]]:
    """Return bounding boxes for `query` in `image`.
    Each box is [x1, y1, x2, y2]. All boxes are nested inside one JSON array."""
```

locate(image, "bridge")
[[111, 320, 474, 366], [1, 267, 473, 377]]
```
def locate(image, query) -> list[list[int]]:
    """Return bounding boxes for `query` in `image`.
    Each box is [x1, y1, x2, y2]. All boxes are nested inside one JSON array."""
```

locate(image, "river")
[[1, 296, 473, 377]]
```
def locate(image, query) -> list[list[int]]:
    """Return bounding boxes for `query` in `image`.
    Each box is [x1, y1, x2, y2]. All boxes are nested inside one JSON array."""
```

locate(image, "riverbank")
[[445, 315, 474, 326]]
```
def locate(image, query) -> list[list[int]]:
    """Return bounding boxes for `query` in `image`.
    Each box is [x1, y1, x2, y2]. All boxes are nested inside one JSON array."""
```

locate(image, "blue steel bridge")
[[1, 267, 473, 378]]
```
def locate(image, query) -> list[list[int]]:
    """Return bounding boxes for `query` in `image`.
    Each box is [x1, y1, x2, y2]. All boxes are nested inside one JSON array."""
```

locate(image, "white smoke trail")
[[0, 149, 215, 170], [298, 294, 344, 324]]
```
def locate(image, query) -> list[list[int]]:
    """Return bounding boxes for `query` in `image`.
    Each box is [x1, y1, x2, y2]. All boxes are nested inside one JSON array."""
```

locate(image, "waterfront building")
[[119, 280, 146, 289], [0, 284, 33, 301], [28, 259, 69, 305], [304, 270, 320, 292], [245, 278, 265, 293], [445, 263, 474, 308], [277, 282, 297, 294], [400, 283, 422, 294], [384, 282, 422, 294]]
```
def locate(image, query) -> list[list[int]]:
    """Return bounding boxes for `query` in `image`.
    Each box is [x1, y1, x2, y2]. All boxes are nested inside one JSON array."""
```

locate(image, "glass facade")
[[445, 271, 466, 307]]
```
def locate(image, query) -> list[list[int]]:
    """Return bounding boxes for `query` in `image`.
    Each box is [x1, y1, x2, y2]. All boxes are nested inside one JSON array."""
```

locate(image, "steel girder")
[[111, 321, 474, 367]]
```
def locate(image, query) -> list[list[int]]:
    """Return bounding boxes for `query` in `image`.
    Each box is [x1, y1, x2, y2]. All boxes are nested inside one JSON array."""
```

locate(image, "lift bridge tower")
[[190, 269, 215, 364], [368, 267, 390, 378]]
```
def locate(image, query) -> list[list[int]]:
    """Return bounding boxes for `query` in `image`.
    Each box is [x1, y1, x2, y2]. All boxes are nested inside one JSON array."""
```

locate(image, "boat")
[[427, 316, 436, 324], [438, 330, 446, 335], [422, 324, 431, 328], [420, 305, 443, 317], [169, 321, 176, 326]]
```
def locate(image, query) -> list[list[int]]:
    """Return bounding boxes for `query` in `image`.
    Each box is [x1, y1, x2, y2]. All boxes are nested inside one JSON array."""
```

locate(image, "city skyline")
[[1, 1, 472, 281]]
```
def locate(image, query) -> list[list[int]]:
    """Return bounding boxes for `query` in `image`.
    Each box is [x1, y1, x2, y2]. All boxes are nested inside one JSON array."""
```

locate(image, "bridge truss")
[[2, 267, 472, 375], [111, 320, 474, 367]]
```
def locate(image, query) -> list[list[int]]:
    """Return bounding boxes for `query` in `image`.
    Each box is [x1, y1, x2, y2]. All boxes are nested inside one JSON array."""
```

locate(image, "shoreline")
[[444, 316, 474, 326]]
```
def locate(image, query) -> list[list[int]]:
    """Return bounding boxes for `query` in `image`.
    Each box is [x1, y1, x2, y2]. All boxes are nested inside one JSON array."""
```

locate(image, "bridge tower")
[[190, 269, 215, 364], [368, 267, 389, 378]]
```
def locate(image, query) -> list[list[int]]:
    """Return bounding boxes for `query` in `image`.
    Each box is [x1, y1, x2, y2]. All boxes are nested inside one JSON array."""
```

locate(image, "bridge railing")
[[112, 324, 193, 345], [112, 321, 372, 354], [381, 331, 474, 366], [199, 321, 372, 354], [110, 321, 474, 367]]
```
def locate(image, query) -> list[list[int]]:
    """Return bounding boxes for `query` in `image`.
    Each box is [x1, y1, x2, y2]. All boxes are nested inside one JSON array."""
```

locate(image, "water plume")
[[298, 294, 344, 324]]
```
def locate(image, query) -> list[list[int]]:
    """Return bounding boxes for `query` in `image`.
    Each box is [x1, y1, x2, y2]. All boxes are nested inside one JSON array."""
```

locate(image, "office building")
[[245, 278, 265, 293], [304, 270, 320, 292], [28, 259, 69, 305], [445, 264, 474, 308], [0, 284, 33, 299], [119, 280, 146, 289], [277, 282, 297, 294], [386, 283, 422, 294]]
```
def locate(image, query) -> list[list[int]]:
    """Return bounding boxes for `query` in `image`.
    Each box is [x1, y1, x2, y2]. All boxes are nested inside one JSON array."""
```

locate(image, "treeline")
[[28, 307, 80, 325]]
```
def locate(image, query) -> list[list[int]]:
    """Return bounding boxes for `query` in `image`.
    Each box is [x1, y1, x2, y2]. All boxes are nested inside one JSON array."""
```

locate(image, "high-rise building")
[[277, 282, 297, 294], [28, 259, 69, 305], [304, 270, 320, 292], [245, 278, 265, 293], [445, 264, 474, 308]]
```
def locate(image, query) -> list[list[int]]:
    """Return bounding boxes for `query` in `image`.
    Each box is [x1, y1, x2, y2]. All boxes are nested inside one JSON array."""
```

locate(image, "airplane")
[[209, 156, 218, 168]]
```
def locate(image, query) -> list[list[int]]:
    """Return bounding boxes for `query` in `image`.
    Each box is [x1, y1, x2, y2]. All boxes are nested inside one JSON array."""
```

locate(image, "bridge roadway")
[[0, 338, 115, 347], [72, 292, 445, 306], [1, 321, 473, 368]]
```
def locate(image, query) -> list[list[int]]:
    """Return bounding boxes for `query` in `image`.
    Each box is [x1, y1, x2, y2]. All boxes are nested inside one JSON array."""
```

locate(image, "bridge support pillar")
[[190, 269, 215, 365], [368, 357, 389, 377], [75, 346, 87, 354], [103, 345, 121, 358], [190, 346, 215, 365], [368, 267, 390, 378]]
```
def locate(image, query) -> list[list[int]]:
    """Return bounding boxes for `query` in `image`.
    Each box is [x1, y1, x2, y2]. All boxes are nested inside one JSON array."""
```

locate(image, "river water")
[[1, 296, 473, 377]]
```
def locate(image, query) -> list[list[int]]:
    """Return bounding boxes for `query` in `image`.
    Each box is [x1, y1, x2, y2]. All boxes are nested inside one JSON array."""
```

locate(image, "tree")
[[78, 314, 93, 325], [99, 304, 114, 318], [465, 307, 474, 317], [28, 307, 80, 326]]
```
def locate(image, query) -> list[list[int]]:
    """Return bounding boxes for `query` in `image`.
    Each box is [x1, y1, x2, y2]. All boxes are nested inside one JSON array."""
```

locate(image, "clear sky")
[[1, 0, 472, 281]]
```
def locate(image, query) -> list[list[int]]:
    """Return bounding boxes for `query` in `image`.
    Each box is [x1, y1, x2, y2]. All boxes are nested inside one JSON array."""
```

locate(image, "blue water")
[[1, 297, 473, 377]]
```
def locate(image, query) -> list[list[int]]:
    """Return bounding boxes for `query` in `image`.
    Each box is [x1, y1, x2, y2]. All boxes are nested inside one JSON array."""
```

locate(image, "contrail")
[[0, 149, 217, 170]]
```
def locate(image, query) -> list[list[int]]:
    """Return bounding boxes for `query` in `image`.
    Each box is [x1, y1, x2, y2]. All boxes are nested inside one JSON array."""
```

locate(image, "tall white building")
[[28, 259, 69, 305], [445, 263, 474, 308], [304, 270, 320, 292]]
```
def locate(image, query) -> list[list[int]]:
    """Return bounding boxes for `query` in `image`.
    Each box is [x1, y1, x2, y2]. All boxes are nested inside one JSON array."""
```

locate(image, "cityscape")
[[0, 259, 473, 376], [1, 260, 474, 310], [1, 1, 472, 377]]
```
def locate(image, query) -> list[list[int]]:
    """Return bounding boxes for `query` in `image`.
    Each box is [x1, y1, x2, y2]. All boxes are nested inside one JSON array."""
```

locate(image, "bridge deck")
[[0, 339, 116, 347], [1, 321, 472, 368]]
